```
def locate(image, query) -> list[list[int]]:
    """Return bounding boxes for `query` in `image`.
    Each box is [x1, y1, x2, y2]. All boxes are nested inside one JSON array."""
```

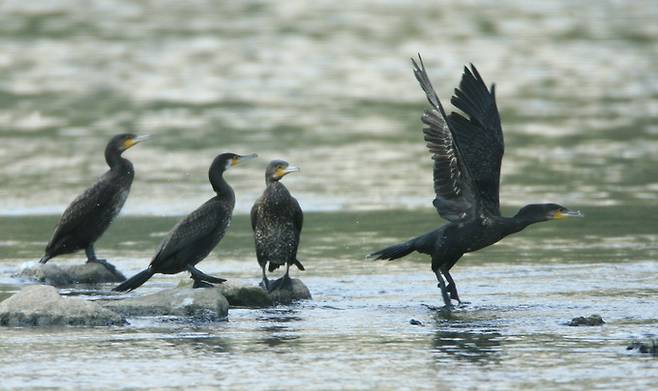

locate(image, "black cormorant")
[[251, 160, 304, 291], [113, 152, 257, 291], [39, 133, 150, 272], [369, 56, 583, 307]]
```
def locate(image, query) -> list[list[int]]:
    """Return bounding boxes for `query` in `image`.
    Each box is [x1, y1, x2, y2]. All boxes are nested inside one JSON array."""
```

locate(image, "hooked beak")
[[123, 134, 151, 150], [231, 153, 258, 167], [283, 165, 300, 175], [554, 209, 584, 220]]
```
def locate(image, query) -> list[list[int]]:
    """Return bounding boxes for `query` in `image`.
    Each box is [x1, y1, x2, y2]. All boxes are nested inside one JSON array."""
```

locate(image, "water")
[[1, 0, 657, 389]]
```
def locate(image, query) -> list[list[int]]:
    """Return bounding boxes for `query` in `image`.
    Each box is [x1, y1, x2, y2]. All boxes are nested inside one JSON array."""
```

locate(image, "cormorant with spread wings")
[[369, 55, 583, 307]]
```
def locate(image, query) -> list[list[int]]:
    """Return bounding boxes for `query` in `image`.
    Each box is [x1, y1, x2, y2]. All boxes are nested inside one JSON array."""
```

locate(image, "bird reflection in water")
[[431, 314, 502, 364], [256, 307, 303, 349]]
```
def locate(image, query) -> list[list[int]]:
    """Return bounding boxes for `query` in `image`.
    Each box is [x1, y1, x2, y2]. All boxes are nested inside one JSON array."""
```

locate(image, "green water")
[[1, 0, 658, 389]]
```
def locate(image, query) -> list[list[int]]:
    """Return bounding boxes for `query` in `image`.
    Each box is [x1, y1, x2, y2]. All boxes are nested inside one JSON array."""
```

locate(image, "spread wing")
[[412, 56, 477, 222], [448, 64, 504, 216], [151, 199, 228, 265]]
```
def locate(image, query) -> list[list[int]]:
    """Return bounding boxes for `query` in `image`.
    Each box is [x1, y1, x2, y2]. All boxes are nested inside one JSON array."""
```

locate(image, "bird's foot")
[[87, 258, 118, 274], [186, 265, 226, 284], [192, 279, 215, 289], [267, 274, 292, 293], [259, 278, 270, 291]]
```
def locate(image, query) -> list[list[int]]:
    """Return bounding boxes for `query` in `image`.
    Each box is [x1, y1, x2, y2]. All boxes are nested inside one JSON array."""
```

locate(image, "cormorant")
[[39, 133, 150, 272], [369, 55, 583, 307], [113, 152, 257, 291], [251, 160, 304, 292]]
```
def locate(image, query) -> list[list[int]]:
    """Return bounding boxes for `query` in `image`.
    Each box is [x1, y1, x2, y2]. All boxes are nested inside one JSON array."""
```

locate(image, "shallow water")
[[1, 0, 658, 389]]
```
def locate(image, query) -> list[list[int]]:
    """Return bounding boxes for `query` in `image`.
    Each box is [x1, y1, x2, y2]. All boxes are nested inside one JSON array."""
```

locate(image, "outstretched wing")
[[449, 64, 504, 216], [151, 199, 228, 265], [412, 55, 477, 222]]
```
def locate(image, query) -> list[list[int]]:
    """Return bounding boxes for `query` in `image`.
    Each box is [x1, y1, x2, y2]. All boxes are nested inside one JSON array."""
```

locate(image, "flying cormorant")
[[39, 133, 150, 272], [251, 160, 304, 292], [369, 56, 583, 307], [113, 152, 257, 291]]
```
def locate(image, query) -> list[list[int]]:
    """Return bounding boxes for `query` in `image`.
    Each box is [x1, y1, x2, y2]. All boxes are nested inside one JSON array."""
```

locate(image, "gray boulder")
[[177, 278, 312, 307], [268, 278, 312, 305], [14, 262, 126, 286], [0, 285, 125, 327], [103, 287, 229, 320]]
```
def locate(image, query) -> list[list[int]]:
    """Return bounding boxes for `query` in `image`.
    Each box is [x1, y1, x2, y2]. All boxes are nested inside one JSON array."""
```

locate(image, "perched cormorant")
[[251, 160, 304, 292], [113, 152, 257, 291], [39, 133, 150, 272], [369, 56, 583, 307]]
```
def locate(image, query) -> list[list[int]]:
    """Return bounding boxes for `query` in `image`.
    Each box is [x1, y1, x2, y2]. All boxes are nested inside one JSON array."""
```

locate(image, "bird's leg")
[[186, 264, 226, 284], [84, 244, 118, 273], [434, 269, 452, 307], [259, 265, 270, 291], [441, 269, 461, 304], [268, 263, 292, 292]]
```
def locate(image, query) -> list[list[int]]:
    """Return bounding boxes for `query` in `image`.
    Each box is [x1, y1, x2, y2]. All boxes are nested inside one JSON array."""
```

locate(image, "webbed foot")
[[87, 258, 118, 274], [268, 274, 292, 293], [192, 279, 214, 289]]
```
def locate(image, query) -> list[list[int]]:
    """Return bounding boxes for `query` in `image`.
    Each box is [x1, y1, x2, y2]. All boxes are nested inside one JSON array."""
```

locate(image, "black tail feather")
[[112, 268, 154, 292], [368, 241, 415, 261], [293, 259, 305, 271]]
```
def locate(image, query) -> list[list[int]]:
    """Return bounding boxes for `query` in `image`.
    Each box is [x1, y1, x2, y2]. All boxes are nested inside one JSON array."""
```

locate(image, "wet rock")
[[177, 278, 312, 307], [567, 314, 605, 326], [627, 338, 658, 355], [268, 278, 312, 305], [14, 262, 126, 286], [0, 285, 125, 327], [410, 319, 424, 326], [103, 287, 229, 320]]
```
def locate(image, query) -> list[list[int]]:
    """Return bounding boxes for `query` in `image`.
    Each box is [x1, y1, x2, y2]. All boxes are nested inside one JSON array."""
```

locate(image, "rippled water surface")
[[1, 0, 657, 389]]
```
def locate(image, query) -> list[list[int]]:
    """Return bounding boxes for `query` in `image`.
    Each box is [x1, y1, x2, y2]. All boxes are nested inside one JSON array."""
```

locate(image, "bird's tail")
[[293, 259, 305, 271], [368, 240, 416, 261], [112, 268, 154, 292]]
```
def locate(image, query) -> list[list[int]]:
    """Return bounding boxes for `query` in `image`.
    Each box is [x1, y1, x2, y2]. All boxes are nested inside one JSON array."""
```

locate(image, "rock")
[[627, 338, 658, 355], [14, 262, 126, 286], [410, 319, 424, 326], [0, 285, 125, 327], [103, 287, 229, 320], [268, 278, 312, 305], [567, 314, 605, 326], [177, 278, 312, 307]]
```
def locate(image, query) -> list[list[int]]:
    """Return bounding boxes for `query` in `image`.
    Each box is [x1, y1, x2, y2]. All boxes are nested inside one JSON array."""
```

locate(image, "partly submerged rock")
[[177, 278, 312, 307], [268, 278, 312, 305], [0, 285, 125, 327], [567, 314, 605, 326], [103, 287, 229, 320], [14, 262, 126, 286], [627, 338, 658, 355]]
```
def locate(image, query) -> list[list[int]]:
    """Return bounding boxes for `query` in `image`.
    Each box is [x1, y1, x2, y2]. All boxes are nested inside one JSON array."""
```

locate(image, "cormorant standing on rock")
[[113, 152, 257, 291], [369, 55, 583, 307], [251, 160, 304, 292], [39, 133, 150, 273]]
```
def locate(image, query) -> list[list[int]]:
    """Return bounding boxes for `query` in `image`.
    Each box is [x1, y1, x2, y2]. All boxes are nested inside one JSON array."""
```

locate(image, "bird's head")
[[108, 133, 151, 154], [265, 160, 299, 183], [515, 203, 584, 223], [211, 152, 258, 174]]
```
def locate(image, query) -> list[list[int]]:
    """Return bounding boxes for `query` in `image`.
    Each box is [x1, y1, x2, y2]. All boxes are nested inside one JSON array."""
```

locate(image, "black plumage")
[[251, 160, 304, 291], [369, 55, 583, 307], [39, 133, 149, 272], [113, 152, 257, 292]]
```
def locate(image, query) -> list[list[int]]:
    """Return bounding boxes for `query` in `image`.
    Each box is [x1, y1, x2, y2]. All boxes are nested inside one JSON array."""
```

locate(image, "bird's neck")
[[504, 208, 544, 234], [210, 170, 234, 199], [105, 150, 132, 175]]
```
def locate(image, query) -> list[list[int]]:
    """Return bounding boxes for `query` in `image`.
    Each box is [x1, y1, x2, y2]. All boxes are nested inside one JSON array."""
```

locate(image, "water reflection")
[[255, 308, 303, 350], [166, 336, 232, 354], [431, 313, 502, 364]]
